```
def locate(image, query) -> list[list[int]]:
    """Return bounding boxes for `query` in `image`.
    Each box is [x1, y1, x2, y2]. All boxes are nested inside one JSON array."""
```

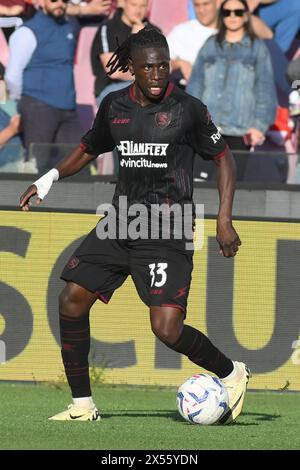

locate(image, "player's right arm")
[[187, 97, 241, 257], [19, 146, 96, 211]]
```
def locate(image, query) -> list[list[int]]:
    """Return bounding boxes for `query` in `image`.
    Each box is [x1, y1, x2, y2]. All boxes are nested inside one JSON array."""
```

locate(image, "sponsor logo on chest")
[[117, 141, 169, 156]]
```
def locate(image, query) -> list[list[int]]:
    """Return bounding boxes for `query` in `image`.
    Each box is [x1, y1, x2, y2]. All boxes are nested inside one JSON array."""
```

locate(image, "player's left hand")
[[216, 220, 241, 257]]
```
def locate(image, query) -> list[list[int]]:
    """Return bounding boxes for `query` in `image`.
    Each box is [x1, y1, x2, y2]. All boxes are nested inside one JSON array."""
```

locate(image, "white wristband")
[[33, 168, 59, 200]]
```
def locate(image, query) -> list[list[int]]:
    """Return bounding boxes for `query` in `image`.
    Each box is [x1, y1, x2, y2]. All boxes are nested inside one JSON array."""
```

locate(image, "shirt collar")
[[223, 34, 252, 47]]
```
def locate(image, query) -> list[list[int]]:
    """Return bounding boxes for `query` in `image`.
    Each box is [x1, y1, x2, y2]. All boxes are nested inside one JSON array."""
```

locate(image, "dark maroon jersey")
[[81, 83, 227, 213]]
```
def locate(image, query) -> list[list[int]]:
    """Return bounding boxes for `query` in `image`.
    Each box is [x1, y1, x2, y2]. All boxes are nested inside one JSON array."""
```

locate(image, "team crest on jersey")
[[155, 112, 172, 129], [67, 256, 80, 269]]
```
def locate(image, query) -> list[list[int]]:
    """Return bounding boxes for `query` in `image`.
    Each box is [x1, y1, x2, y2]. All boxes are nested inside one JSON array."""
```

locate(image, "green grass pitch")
[[0, 384, 299, 450]]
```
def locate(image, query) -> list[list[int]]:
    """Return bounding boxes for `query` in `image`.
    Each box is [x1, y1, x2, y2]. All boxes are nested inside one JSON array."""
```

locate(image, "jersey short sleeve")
[[187, 98, 228, 160], [80, 95, 115, 156]]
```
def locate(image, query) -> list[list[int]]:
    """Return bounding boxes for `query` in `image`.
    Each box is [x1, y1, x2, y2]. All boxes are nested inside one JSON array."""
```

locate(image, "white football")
[[177, 374, 229, 425]]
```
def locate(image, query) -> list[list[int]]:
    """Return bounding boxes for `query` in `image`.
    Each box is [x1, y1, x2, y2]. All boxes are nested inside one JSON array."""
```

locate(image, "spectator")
[[0, 1, 35, 41], [0, 1, 113, 38], [66, 0, 112, 17], [287, 56, 300, 89], [0, 62, 23, 170], [5, 0, 82, 171], [170, 0, 273, 83], [187, 0, 277, 180], [251, 0, 300, 54], [66, 0, 112, 28], [0, 0, 26, 18], [0, 112, 20, 146], [91, 0, 158, 105], [287, 55, 300, 117], [167, 0, 218, 83], [187, 0, 274, 37], [64, 1, 113, 47]]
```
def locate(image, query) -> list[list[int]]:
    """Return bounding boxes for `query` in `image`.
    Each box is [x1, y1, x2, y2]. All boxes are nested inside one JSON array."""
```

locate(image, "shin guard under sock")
[[59, 312, 91, 398], [168, 325, 233, 378]]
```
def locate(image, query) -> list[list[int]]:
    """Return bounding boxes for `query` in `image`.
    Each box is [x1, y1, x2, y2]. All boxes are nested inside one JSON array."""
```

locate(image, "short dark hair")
[[217, 0, 257, 45], [107, 27, 169, 76]]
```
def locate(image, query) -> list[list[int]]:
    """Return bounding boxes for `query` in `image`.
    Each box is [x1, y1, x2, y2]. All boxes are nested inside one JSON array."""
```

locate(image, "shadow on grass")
[[240, 412, 281, 422], [102, 410, 179, 420], [218, 411, 281, 426], [102, 410, 280, 426]]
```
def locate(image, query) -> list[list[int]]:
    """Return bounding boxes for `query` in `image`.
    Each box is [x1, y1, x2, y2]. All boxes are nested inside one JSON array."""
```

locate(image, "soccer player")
[[20, 27, 250, 423]]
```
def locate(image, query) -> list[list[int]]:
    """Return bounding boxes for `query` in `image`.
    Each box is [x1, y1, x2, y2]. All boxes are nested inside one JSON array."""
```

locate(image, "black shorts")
[[61, 227, 194, 314]]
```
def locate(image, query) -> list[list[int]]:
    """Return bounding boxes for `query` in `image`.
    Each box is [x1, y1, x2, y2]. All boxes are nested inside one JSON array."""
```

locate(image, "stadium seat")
[[148, 0, 189, 35], [0, 29, 9, 66]]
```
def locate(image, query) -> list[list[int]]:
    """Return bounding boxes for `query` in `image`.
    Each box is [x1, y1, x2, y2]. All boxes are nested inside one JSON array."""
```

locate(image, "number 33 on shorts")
[[148, 263, 168, 287]]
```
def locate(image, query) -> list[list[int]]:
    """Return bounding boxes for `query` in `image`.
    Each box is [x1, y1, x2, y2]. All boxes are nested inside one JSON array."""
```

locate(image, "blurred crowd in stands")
[[0, 0, 300, 182]]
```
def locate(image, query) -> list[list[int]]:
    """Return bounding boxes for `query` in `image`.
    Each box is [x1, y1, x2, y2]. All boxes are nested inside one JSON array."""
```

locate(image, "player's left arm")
[[20, 95, 115, 211], [19, 146, 96, 210], [214, 149, 241, 258]]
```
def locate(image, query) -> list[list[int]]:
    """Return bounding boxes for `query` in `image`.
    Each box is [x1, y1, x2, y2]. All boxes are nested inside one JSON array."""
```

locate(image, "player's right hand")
[[216, 221, 241, 258], [19, 185, 42, 211]]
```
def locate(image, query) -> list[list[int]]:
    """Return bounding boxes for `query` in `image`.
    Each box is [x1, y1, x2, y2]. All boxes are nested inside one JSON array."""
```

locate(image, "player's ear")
[[128, 58, 134, 76]]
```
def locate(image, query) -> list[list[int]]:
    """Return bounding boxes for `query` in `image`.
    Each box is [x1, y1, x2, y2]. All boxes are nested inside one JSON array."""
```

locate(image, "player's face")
[[194, 0, 218, 27], [123, 0, 148, 25], [129, 47, 170, 105], [42, 0, 68, 18]]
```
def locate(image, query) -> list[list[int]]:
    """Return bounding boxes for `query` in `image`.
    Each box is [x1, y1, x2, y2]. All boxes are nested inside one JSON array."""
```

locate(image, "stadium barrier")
[[0, 210, 300, 390], [0, 144, 25, 173], [0, 141, 297, 184]]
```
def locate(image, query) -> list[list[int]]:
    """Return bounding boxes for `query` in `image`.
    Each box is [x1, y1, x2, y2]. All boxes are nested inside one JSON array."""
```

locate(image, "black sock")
[[59, 312, 91, 398], [168, 325, 233, 378]]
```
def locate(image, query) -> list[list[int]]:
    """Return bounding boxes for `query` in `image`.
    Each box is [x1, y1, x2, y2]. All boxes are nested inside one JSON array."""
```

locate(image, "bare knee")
[[150, 309, 184, 345], [152, 324, 179, 345], [59, 282, 97, 318]]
